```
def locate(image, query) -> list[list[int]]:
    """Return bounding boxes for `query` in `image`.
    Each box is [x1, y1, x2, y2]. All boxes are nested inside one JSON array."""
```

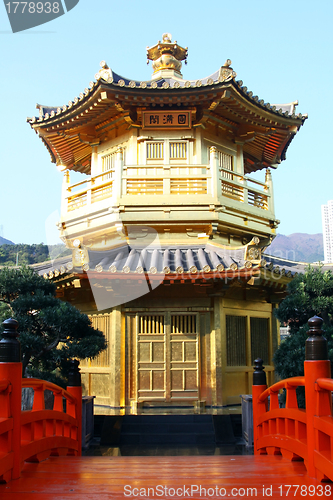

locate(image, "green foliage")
[[274, 266, 333, 407], [275, 266, 333, 332], [0, 266, 107, 384], [0, 243, 71, 266], [273, 325, 333, 408], [273, 326, 307, 379]]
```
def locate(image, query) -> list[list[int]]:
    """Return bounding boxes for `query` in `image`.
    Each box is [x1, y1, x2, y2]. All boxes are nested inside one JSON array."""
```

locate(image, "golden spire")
[[146, 33, 188, 79]]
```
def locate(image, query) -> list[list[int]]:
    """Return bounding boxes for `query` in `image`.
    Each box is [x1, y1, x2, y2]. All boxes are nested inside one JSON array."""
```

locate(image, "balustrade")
[[62, 163, 271, 214], [252, 316, 333, 482], [0, 319, 82, 484], [66, 169, 115, 212], [219, 167, 269, 209]]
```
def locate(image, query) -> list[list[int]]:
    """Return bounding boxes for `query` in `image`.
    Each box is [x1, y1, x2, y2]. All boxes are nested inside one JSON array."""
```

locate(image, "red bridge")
[[0, 317, 332, 499]]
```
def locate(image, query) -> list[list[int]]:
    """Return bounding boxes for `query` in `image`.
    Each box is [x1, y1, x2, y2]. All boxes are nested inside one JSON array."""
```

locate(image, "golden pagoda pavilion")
[[29, 34, 307, 409]]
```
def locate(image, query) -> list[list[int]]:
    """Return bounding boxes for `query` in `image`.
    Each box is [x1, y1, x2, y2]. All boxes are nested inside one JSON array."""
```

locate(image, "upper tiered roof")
[[28, 34, 307, 175]]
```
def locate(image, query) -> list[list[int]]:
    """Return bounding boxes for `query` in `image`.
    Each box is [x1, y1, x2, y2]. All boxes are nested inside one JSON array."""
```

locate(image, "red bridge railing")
[[0, 319, 82, 484], [252, 316, 333, 483]]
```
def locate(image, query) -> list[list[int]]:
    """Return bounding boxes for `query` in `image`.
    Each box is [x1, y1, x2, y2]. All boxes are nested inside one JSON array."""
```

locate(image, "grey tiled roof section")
[[32, 255, 71, 274], [36, 248, 331, 280], [260, 255, 333, 277], [36, 104, 58, 117], [84, 245, 245, 274], [261, 255, 306, 273], [36, 245, 252, 277], [271, 103, 298, 115]]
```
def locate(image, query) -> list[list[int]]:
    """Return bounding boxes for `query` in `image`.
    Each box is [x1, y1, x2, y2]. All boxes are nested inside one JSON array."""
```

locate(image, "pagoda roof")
[[28, 58, 307, 175], [32, 244, 333, 314], [34, 242, 308, 283]]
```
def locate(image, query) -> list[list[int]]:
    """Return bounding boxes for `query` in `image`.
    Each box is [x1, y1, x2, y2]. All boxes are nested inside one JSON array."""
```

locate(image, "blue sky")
[[0, 0, 332, 244]]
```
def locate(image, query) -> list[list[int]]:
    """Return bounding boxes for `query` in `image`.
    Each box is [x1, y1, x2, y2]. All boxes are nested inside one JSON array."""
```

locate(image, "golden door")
[[130, 312, 200, 403]]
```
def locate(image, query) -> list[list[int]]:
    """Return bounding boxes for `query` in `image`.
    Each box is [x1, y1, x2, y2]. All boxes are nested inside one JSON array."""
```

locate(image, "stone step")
[[120, 422, 215, 434], [99, 414, 237, 447], [120, 432, 216, 446]]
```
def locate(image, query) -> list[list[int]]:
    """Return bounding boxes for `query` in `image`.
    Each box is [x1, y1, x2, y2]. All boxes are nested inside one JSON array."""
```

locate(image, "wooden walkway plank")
[[0, 456, 332, 499]]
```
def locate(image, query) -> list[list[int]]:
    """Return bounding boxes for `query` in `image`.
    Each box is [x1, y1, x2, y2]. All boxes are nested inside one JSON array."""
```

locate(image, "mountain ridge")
[[265, 233, 324, 263], [0, 236, 14, 245], [0, 234, 324, 264]]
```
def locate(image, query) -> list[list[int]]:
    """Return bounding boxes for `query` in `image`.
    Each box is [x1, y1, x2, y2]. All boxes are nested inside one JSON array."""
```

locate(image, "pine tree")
[[275, 266, 333, 332], [0, 266, 107, 386], [273, 266, 333, 403]]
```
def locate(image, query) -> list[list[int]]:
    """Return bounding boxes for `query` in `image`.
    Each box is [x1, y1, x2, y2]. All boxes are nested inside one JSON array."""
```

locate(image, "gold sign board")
[[142, 111, 191, 129]]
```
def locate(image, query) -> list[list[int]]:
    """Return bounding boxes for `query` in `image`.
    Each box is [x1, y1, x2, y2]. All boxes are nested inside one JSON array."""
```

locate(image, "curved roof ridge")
[[234, 80, 306, 119], [29, 74, 307, 125]]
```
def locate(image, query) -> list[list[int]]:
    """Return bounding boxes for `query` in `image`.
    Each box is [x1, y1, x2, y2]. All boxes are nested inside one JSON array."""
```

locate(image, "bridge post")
[[304, 316, 331, 480], [67, 359, 82, 456], [0, 318, 22, 480], [252, 358, 267, 454]]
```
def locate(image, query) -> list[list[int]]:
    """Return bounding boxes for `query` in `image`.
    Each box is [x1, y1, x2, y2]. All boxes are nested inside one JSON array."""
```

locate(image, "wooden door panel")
[[130, 312, 200, 403], [137, 316, 166, 401], [170, 314, 199, 401]]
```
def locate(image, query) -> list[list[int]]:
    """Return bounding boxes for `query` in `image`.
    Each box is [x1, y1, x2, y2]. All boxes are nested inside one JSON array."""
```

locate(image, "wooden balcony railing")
[[62, 162, 272, 215], [0, 319, 82, 484], [219, 168, 269, 210], [66, 170, 114, 212], [252, 316, 333, 482]]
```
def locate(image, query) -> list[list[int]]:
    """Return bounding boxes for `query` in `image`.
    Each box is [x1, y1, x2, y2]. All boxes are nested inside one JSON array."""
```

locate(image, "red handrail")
[[21, 378, 77, 409], [0, 369, 82, 484], [20, 378, 81, 464], [258, 376, 305, 401], [253, 364, 333, 482], [316, 378, 333, 392]]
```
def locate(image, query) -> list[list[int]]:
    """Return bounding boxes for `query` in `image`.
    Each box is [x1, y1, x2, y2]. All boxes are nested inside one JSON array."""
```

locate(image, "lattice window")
[[171, 314, 197, 334], [102, 152, 116, 181], [84, 314, 111, 367], [226, 315, 247, 366], [147, 142, 164, 160], [250, 317, 269, 364], [170, 142, 187, 160], [138, 315, 164, 334], [218, 150, 233, 180], [102, 152, 116, 171]]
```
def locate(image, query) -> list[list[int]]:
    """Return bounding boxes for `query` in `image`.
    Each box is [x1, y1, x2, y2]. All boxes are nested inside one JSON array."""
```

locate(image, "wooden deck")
[[0, 455, 331, 499]]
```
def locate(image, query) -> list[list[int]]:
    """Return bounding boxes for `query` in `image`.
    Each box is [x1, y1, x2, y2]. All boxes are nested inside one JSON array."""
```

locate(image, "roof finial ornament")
[[218, 59, 237, 82], [162, 33, 172, 43], [95, 60, 113, 83], [146, 34, 188, 79]]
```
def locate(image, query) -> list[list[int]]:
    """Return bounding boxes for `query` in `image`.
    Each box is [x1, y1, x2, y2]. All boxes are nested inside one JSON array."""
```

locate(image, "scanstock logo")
[[3, 0, 80, 33]]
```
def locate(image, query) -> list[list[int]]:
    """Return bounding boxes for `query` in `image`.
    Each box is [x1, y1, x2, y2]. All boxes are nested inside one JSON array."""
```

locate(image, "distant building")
[[321, 200, 333, 263], [279, 325, 290, 342]]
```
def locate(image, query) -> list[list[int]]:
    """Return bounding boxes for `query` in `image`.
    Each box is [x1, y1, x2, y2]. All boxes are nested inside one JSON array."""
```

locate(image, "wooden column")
[[209, 146, 219, 201], [115, 147, 124, 201], [61, 170, 70, 215], [304, 316, 331, 479], [66, 359, 82, 456], [210, 297, 223, 406], [265, 168, 274, 214], [0, 319, 22, 480], [109, 307, 123, 407], [252, 358, 267, 455]]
